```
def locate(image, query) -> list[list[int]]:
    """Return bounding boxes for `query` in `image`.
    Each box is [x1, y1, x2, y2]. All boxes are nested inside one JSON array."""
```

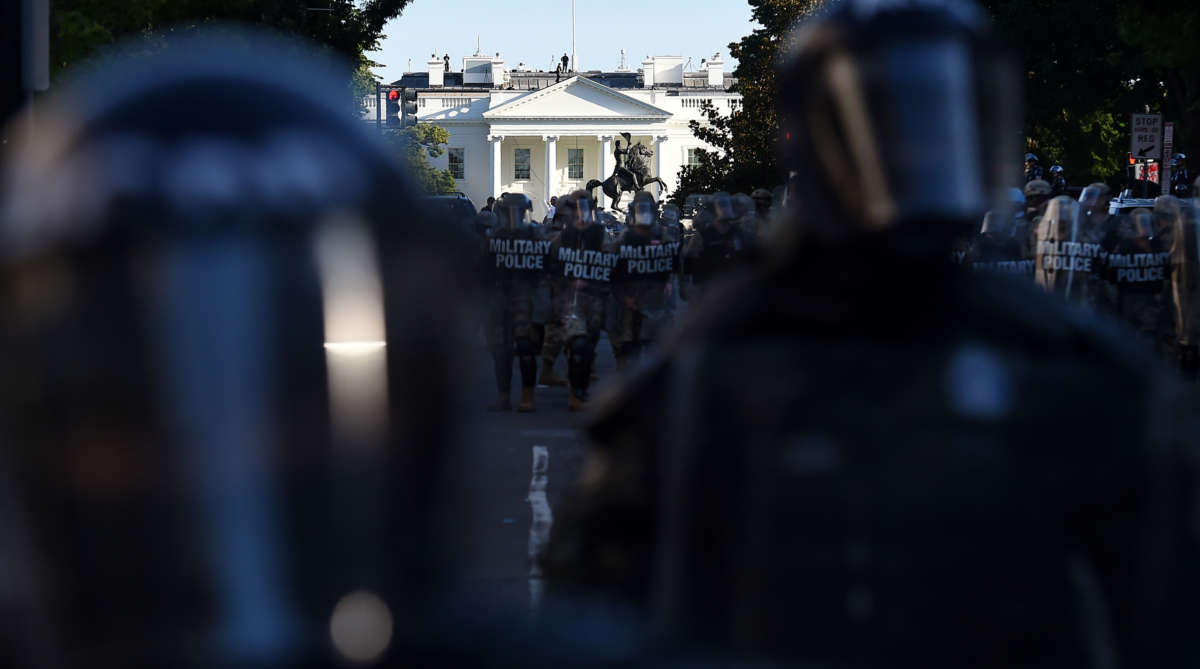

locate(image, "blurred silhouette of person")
[[0, 29, 477, 668], [545, 1, 1200, 667]]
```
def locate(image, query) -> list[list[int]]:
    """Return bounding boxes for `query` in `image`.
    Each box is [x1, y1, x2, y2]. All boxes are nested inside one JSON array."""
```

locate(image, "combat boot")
[[518, 387, 536, 412], [567, 389, 587, 412], [540, 358, 566, 387], [488, 392, 512, 412]]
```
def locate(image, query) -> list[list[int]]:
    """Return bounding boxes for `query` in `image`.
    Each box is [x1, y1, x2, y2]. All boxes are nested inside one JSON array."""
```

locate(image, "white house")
[[381, 51, 739, 219]]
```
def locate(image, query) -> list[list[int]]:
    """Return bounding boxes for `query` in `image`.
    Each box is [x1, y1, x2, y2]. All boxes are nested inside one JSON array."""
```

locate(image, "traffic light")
[[385, 89, 400, 127], [402, 89, 418, 127]]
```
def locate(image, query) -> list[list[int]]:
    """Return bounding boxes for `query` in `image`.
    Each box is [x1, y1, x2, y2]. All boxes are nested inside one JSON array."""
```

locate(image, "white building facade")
[[388, 52, 739, 219]]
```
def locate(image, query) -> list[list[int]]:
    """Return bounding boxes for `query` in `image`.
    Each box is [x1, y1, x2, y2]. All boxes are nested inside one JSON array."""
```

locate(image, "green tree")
[[51, 0, 414, 76], [1116, 4, 1200, 156], [671, 0, 821, 202], [978, 0, 1197, 188], [385, 123, 456, 194]]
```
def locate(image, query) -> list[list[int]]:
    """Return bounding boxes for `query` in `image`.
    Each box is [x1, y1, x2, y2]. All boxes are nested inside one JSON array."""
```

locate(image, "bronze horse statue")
[[586, 142, 668, 212]]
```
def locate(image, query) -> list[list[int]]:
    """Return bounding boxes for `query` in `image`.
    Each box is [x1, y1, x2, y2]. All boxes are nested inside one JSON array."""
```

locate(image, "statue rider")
[[613, 139, 639, 191]]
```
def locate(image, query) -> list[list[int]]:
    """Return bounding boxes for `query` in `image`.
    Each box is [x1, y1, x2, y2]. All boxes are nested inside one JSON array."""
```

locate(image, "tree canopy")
[[676, 0, 1200, 200], [51, 0, 413, 76], [670, 0, 820, 204]]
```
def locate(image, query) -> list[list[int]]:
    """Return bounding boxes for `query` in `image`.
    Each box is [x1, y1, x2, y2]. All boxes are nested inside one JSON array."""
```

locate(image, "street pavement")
[[438, 334, 621, 617]]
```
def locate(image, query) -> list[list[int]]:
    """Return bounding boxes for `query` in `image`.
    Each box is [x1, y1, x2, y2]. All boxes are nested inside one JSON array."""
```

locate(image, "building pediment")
[[482, 76, 671, 121]]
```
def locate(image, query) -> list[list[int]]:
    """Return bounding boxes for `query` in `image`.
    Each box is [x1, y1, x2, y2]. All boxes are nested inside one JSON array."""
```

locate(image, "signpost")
[[1131, 113, 1163, 161], [1162, 121, 1175, 195]]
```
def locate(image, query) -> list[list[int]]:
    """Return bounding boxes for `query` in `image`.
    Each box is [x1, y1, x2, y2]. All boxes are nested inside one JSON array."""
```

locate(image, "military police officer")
[[609, 191, 678, 370], [485, 193, 549, 412], [545, 1, 1200, 666], [548, 190, 613, 410]]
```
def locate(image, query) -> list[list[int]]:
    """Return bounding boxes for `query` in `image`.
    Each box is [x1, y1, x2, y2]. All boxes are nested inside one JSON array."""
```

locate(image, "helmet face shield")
[[634, 201, 655, 227], [498, 194, 532, 229], [860, 38, 986, 224], [778, 2, 1018, 233], [713, 194, 734, 221], [1130, 209, 1155, 240], [576, 197, 594, 225]]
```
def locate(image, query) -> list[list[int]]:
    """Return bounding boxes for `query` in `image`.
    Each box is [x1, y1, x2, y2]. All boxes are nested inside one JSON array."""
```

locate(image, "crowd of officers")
[[475, 188, 776, 412], [961, 171, 1200, 377]]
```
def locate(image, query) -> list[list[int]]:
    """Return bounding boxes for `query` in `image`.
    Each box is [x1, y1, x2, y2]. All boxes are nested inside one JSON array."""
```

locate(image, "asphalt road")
[[439, 334, 621, 616]]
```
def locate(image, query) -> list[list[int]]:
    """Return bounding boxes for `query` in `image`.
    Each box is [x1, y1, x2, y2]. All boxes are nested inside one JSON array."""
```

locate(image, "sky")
[[368, 0, 757, 82]]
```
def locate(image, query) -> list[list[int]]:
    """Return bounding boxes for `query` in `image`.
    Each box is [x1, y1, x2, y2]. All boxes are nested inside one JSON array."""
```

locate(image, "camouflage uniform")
[[549, 191, 614, 409], [485, 195, 549, 411], [609, 200, 679, 369]]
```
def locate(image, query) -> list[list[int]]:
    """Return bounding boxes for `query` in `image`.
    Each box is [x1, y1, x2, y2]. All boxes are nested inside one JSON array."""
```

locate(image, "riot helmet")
[[1024, 153, 1039, 166], [751, 188, 773, 217], [661, 203, 681, 229], [1127, 207, 1155, 241], [561, 190, 596, 229], [1153, 195, 1183, 244], [712, 192, 735, 223], [1049, 165, 1064, 176], [776, 0, 1017, 236], [1009, 187, 1026, 209], [0, 29, 471, 667], [1078, 182, 1111, 220], [632, 191, 658, 228], [496, 192, 533, 230], [732, 193, 755, 219]]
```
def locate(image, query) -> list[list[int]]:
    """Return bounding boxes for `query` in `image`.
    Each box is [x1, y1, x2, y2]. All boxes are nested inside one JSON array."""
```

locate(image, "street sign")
[[1131, 113, 1162, 160], [1163, 122, 1174, 195]]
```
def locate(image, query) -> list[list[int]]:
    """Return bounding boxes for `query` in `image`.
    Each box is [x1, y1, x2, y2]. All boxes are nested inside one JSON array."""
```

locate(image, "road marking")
[[525, 445, 552, 612]]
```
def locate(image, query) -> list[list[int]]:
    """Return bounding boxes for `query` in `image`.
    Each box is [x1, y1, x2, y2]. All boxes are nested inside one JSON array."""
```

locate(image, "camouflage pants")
[[553, 282, 607, 396], [486, 282, 539, 392], [553, 283, 607, 340], [542, 318, 566, 361]]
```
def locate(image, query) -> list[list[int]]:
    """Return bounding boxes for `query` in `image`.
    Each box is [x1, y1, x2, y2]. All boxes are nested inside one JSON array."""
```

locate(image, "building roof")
[[391, 70, 736, 93], [482, 76, 672, 121]]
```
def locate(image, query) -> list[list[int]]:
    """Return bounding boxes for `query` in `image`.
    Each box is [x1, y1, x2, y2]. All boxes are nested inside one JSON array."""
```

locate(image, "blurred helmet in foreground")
[[777, 0, 1018, 234], [0, 29, 471, 668]]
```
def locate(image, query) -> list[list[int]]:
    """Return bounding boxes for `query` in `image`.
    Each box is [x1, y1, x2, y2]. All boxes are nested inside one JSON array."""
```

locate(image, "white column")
[[543, 135, 559, 204], [598, 135, 613, 181], [654, 135, 669, 199], [488, 135, 504, 199]]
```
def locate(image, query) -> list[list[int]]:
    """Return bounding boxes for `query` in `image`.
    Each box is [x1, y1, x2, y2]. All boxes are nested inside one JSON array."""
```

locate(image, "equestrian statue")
[[586, 132, 668, 212]]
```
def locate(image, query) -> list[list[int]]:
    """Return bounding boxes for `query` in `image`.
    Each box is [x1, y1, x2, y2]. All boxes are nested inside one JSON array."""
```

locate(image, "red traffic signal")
[[387, 89, 400, 101]]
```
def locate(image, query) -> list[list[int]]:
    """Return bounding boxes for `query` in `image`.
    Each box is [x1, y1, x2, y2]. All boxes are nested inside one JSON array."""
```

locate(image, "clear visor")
[[501, 205, 530, 227], [714, 195, 733, 220], [634, 202, 655, 226], [873, 40, 984, 222], [1077, 186, 1103, 214], [1131, 211, 1155, 239], [577, 199, 594, 224]]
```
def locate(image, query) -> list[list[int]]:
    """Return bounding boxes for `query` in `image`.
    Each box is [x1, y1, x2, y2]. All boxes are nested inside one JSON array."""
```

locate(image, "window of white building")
[[687, 148, 702, 168], [567, 148, 584, 179], [514, 148, 530, 180], [448, 148, 465, 180]]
